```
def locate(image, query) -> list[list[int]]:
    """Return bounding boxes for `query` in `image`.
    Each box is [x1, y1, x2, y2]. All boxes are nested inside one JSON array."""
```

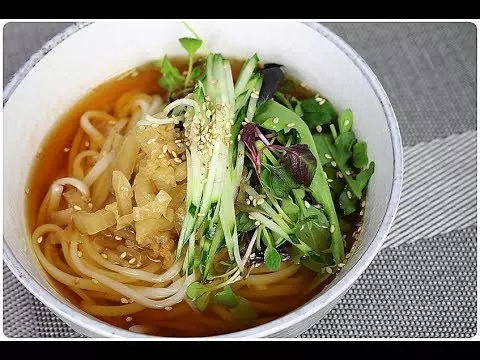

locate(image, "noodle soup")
[[27, 50, 371, 336]]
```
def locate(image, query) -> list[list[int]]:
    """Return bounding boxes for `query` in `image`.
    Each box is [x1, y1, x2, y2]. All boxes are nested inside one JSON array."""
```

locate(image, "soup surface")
[[27, 57, 365, 336]]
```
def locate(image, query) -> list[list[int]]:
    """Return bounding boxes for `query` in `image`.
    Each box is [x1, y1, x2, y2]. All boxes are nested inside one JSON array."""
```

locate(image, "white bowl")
[[3, 22, 403, 338]]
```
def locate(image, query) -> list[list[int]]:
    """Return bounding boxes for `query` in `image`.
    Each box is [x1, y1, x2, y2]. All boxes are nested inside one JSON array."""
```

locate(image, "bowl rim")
[[3, 21, 403, 338]]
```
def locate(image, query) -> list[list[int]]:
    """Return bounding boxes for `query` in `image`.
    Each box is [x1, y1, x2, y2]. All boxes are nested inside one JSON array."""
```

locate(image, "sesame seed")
[[254, 221, 261, 226], [327, 179, 333, 183], [331, 161, 337, 167], [344, 120, 350, 127], [325, 153, 332, 160], [121, 298, 129, 304], [359, 210, 364, 216], [246, 199, 251, 205], [147, 138, 155, 144], [129, 258, 136, 264], [250, 92, 259, 99], [346, 252, 352, 259], [316, 125, 322, 133], [316, 98, 326, 105], [77, 251, 83, 258], [37, 236, 43, 244], [172, 150, 177, 158], [361, 200, 366, 208], [101, 253, 108, 259], [252, 198, 257, 207], [63, 147, 70, 152], [338, 263, 346, 268], [73, 205, 82, 211], [329, 224, 335, 233], [25, 187, 30, 194], [248, 195, 254, 201], [120, 252, 127, 259], [115, 236, 122, 240], [88, 203, 93, 208], [92, 279, 99, 284], [198, 213, 205, 217], [174, 157, 182, 163], [273, 117, 279, 124], [163, 144, 168, 153], [165, 306, 173, 311], [286, 123, 295, 128], [85, 141, 90, 147], [248, 214, 256, 220], [323, 171, 328, 179], [304, 200, 311, 208], [345, 170, 351, 176], [337, 172, 343, 179], [347, 191, 352, 199], [257, 198, 265, 205], [237, 134, 241, 141], [358, 226, 363, 233], [126, 317, 133, 322], [325, 267, 333, 274]]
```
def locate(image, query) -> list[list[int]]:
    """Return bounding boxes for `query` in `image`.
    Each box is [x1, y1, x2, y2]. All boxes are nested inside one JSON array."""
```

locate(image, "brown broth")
[[26, 57, 361, 337]]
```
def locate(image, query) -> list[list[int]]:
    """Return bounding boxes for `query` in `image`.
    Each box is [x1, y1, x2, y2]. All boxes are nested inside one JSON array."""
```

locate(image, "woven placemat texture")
[[3, 22, 477, 338]]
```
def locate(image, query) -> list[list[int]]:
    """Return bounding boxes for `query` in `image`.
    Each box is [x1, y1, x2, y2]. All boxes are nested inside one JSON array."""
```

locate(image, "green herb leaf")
[[267, 164, 301, 198], [236, 212, 257, 233], [213, 285, 238, 308], [350, 162, 375, 196], [294, 102, 304, 117], [195, 292, 211, 312], [179, 37, 203, 57], [264, 246, 282, 271], [332, 132, 356, 168], [338, 109, 353, 134], [312, 133, 333, 166], [187, 281, 208, 299], [187, 281, 211, 312], [300, 98, 338, 129], [324, 166, 344, 194], [339, 189, 358, 215], [353, 141, 368, 169], [190, 66, 203, 82], [273, 91, 294, 110], [154, 55, 185, 94], [292, 189, 331, 254], [253, 100, 345, 264], [281, 197, 300, 224], [231, 296, 257, 324]]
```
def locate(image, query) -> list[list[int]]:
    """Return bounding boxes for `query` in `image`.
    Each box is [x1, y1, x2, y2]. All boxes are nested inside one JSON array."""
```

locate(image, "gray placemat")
[[3, 22, 477, 338]]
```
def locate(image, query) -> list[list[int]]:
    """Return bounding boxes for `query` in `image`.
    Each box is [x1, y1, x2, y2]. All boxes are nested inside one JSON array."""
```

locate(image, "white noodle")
[[71, 239, 194, 309], [73, 150, 99, 179], [147, 95, 165, 115], [130, 277, 184, 299], [83, 241, 182, 283], [47, 184, 64, 216], [80, 111, 105, 146], [83, 151, 115, 187], [53, 177, 90, 197]]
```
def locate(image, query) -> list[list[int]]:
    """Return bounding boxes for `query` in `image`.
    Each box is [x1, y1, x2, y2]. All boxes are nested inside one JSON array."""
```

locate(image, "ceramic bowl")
[[3, 21, 403, 337]]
